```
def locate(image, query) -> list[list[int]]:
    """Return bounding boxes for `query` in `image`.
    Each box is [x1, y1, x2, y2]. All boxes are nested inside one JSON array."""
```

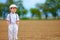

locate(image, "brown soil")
[[0, 20, 60, 40]]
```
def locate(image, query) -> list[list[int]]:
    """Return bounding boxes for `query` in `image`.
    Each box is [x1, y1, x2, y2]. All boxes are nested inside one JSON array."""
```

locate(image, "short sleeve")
[[6, 14, 9, 21], [16, 14, 19, 21]]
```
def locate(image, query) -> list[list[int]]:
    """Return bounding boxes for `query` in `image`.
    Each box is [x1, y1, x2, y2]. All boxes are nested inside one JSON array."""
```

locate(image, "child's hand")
[[16, 21, 19, 26], [7, 21, 10, 25]]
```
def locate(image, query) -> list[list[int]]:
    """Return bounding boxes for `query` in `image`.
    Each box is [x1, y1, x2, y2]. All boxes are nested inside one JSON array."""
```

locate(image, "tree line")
[[0, 0, 60, 20]]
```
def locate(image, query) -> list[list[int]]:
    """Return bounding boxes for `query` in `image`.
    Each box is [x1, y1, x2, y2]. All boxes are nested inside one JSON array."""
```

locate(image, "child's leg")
[[13, 24, 18, 40], [8, 24, 13, 40]]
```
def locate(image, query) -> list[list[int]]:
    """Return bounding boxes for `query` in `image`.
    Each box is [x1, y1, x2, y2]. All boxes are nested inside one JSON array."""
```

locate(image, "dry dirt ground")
[[0, 20, 60, 40]]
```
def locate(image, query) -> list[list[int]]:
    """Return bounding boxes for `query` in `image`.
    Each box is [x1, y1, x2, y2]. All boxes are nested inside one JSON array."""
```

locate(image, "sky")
[[23, 0, 46, 17], [23, 0, 46, 10], [0, 0, 6, 3], [0, 0, 46, 17], [1, 0, 58, 18], [0, 0, 60, 18], [0, 0, 46, 9]]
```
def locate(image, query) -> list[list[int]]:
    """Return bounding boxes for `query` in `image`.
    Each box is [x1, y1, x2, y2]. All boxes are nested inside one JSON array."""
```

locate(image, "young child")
[[6, 4, 19, 40]]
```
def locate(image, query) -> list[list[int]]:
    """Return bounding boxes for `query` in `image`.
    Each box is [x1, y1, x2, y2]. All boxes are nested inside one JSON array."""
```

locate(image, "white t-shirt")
[[6, 13, 19, 24]]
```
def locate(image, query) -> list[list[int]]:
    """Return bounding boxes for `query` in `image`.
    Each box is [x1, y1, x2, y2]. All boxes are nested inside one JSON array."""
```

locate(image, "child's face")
[[10, 7, 17, 13]]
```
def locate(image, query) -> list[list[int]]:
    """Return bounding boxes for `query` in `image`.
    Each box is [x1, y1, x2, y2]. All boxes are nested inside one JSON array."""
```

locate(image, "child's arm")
[[16, 20, 19, 26], [16, 14, 19, 26], [6, 14, 10, 25], [7, 20, 10, 25]]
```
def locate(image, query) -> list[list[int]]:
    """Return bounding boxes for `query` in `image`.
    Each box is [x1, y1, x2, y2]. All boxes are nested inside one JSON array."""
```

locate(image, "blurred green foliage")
[[30, 8, 41, 19], [37, 0, 60, 19], [0, 0, 60, 20]]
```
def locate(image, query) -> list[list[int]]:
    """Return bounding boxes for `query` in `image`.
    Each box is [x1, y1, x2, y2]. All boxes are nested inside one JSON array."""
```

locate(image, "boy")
[[6, 4, 19, 40]]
